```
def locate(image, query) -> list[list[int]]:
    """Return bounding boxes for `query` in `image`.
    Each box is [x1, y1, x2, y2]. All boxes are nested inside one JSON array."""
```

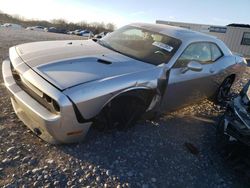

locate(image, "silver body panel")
[[2, 57, 91, 144], [2, 23, 247, 143]]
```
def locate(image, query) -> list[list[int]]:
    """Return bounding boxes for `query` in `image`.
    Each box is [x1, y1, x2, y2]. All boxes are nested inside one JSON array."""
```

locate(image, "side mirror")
[[181, 61, 203, 73]]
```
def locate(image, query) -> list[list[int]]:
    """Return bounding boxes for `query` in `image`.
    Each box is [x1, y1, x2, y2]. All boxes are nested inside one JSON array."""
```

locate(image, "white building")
[[156, 20, 250, 57]]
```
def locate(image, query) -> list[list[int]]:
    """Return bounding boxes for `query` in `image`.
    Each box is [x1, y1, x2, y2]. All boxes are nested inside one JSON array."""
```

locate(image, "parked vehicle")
[[67, 30, 75, 35], [2, 23, 247, 143], [94, 31, 109, 39], [73, 29, 83, 35], [44, 27, 67, 34], [2, 23, 22, 28], [26, 26, 45, 32], [77, 30, 93, 37], [217, 80, 250, 146]]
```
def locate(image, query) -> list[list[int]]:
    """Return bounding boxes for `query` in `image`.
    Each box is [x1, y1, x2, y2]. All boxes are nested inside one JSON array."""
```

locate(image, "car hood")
[[15, 40, 154, 90]]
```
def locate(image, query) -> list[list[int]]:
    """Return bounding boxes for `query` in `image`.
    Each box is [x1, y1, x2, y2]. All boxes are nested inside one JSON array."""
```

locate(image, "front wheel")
[[93, 97, 146, 131]]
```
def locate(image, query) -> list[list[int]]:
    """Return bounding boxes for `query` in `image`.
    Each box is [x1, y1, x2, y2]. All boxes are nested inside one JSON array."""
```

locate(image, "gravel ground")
[[0, 27, 249, 188]]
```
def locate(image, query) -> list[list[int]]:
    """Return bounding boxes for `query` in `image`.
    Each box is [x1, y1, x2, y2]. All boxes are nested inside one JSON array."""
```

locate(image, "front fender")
[[63, 66, 165, 120]]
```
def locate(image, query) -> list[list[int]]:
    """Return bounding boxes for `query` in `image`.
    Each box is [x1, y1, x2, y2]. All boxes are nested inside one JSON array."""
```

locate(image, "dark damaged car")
[[218, 81, 250, 146]]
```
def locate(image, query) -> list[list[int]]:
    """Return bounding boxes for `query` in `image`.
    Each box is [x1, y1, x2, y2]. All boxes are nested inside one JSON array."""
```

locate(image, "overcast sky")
[[0, 0, 249, 28]]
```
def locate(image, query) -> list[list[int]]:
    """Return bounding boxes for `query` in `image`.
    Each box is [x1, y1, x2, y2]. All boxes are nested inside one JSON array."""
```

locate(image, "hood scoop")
[[97, 58, 112, 65]]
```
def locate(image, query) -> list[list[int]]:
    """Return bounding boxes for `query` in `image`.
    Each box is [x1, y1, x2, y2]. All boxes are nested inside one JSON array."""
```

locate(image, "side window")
[[210, 43, 223, 61], [175, 42, 212, 68], [241, 32, 250, 45]]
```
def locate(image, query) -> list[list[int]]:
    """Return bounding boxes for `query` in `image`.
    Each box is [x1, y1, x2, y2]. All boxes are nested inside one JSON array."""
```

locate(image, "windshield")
[[98, 26, 181, 65]]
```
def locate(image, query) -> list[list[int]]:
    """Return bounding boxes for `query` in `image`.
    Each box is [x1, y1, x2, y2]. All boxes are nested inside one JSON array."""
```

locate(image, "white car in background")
[[1, 23, 22, 29], [26, 26, 45, 32]]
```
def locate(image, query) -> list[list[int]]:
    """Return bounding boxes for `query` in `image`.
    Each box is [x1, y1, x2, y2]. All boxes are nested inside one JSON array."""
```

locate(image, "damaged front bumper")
[[2, 58, 92, 144]]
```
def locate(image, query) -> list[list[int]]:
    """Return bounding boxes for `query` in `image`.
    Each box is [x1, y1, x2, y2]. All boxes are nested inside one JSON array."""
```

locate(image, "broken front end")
[[219, 80, 250, 146]]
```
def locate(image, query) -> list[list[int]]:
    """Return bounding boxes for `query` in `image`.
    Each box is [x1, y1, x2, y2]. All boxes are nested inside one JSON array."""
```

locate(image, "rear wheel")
[[216, 76, 234, 103], [93, 97, 146, 131]]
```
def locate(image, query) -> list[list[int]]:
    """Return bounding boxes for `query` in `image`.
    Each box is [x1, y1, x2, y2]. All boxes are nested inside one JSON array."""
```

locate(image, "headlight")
[[42, 93, 60, 113], [52, 100, 60, 112], [44, 93, 52, 103]]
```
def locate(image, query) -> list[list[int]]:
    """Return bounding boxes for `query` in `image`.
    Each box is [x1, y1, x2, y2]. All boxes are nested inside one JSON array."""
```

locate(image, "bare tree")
[[0, 12, 116, 33], [105, 23, 115, 31]]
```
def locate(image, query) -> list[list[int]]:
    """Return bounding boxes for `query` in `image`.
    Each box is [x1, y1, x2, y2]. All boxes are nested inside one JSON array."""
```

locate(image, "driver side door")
[[161, 42, 217, 111]]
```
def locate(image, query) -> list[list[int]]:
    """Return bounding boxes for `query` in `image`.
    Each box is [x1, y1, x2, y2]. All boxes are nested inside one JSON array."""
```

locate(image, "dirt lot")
[[0, 27, 249, 188]]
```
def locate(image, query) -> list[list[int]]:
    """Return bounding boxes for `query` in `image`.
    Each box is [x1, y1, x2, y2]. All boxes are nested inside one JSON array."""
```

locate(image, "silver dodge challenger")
[[2, 23, 247, 144]]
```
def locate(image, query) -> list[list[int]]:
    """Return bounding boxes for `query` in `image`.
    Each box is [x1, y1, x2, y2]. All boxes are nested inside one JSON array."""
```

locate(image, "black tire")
[[216, 76, 234, 104], [93, 96, 146, 131]]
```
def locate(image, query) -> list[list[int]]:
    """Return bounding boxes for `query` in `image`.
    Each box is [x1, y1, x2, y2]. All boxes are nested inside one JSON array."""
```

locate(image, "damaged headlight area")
[[240, 80, 250, 111], [218, 80, 250, 146], [11, 65, 60, 114], [42, 93, 60, 113]]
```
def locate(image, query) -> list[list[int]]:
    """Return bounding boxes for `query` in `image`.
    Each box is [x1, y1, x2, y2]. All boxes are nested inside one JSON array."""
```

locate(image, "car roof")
[[129, 22, 218, 43]]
